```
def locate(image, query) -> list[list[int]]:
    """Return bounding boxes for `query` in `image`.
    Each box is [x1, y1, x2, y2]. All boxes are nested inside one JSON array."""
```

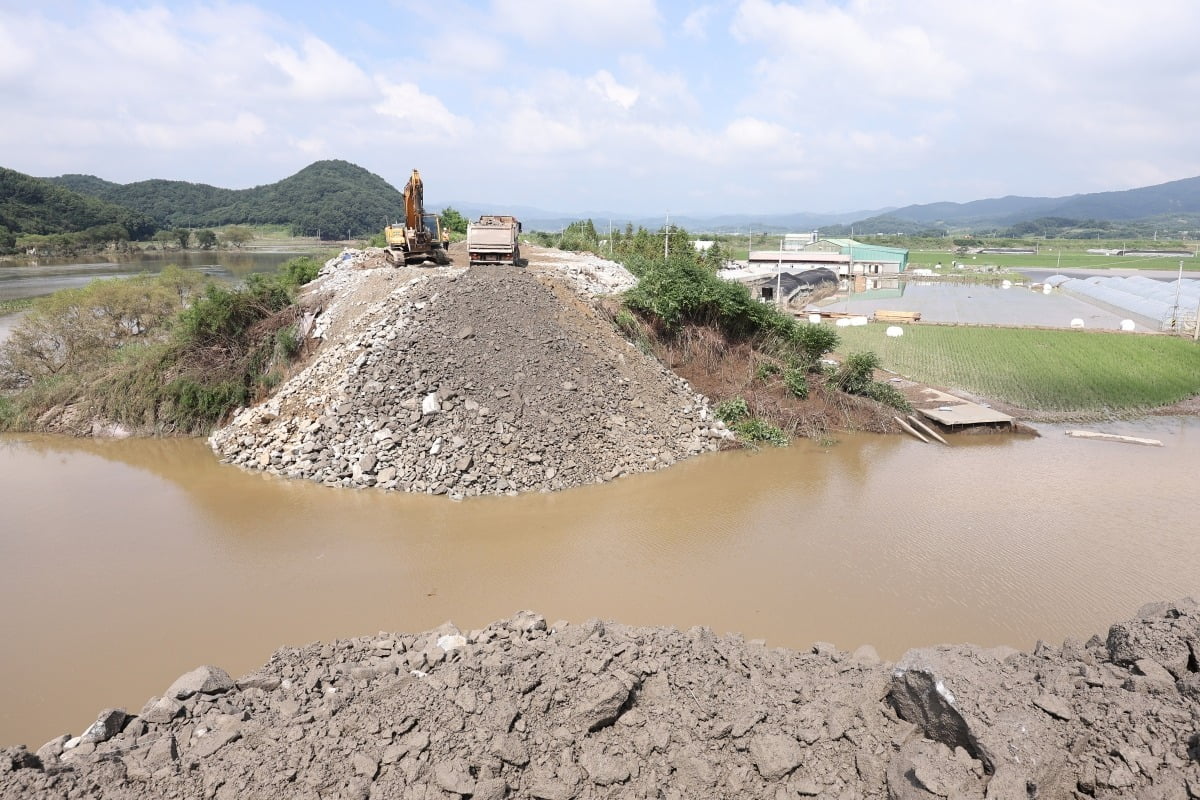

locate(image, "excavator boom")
[[384, 168, 449, 266]]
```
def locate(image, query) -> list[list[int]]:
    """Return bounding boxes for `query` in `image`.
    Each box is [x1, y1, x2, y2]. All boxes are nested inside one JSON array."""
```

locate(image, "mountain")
[[881, 175, 1200, 229], [0, 167, 156, 243], [433, 201, 878, 234], [46, 160, 405, 238]]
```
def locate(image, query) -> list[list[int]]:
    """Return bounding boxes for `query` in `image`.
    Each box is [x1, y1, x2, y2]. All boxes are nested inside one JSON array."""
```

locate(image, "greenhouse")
[[1046, 274, 1200, 331]]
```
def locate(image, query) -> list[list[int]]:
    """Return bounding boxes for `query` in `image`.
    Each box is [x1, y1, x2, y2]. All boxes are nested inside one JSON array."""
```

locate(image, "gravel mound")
[[5, 601, 1199, 799], [209, 254, 730, 496]]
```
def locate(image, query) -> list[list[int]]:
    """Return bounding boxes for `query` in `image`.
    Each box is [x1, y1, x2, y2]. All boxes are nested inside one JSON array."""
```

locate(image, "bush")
[[865, 382, 912, 411], [734, 418, 788, 446], [623, 253, 793, 340], [783, 368, 809, 399], [282, 256, 320, 287], [275, 325, 301, 360], [789, 323, 840, 368], [715, 396, 749, 424], [830, 351, 881, 395], [165, 378, 248, 428], [755, 361, 781, 381]]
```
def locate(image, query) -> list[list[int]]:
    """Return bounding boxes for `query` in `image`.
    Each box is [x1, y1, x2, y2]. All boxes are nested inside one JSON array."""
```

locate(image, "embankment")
[[3, 601, 1198, 799], [208, 249, 732, 496]]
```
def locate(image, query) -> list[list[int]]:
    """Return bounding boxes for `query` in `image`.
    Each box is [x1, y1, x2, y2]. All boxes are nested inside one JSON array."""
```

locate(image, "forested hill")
[[46, 160, 407, 239], [880, 175, 1200, 227], [0, 167, 156, 246]]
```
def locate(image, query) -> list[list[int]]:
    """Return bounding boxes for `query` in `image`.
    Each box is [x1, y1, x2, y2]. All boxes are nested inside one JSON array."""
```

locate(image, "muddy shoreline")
[[3, 601, 1198, 799]]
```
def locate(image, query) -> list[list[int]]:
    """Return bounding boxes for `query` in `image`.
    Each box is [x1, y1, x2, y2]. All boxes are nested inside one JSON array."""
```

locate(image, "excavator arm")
[[403, 169, 423, 231], [384, 168, 450, 266]]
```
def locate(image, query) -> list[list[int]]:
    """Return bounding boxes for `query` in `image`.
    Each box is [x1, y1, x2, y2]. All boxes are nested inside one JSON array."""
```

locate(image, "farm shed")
[[742, 268, 839, 306], [750, 238, 908, 277]]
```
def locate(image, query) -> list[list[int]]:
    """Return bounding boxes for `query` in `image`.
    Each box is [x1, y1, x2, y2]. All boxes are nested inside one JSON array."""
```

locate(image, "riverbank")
[[207, 246, 730, 496], [3, 601, 1197, 799]]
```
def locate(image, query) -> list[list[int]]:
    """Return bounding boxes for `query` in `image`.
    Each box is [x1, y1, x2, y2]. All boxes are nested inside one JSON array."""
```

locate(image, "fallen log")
[[894, 416, 929, 443], [1066, 430, 1163, 447], [908, 414, 948, 445]]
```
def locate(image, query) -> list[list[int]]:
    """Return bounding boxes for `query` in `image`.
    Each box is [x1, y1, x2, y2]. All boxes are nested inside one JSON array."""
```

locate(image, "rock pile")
[[4, 601, 1199, 799], [209, 256, 730, 496]]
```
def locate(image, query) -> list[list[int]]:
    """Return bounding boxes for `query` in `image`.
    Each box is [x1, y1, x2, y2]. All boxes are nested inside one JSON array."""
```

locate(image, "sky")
[[2, 0, 1199, 216]]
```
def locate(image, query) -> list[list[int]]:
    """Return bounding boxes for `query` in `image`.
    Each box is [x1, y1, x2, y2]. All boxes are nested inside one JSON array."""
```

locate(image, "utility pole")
[[776, 237, 783, 309], [1173, 260, 1184, 331], [664, 211, 670, 259]]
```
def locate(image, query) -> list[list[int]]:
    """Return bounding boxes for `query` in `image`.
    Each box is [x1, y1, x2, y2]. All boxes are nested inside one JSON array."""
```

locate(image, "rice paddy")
[[833, 324, 1200, 412]]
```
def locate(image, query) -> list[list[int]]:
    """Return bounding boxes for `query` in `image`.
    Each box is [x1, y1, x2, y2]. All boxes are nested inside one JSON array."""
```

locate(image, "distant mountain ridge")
[[879, 174, 1200, 228], [29, 160, 1200, 237], [0, 167, 156, 244]]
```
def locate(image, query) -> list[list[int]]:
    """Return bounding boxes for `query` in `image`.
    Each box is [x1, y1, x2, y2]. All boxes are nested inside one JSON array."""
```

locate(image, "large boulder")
[[164, 665, 235, 700], [1106, 598, 1200, 679]]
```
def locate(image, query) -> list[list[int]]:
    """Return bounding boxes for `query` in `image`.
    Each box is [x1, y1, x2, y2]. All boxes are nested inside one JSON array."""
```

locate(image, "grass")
[[834, 323, 1200, 413], [909, 249, 1200, 272], [0, 297, 34, 315]]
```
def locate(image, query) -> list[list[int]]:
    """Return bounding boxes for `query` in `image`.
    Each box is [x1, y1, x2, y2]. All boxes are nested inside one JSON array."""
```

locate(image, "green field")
[[833, 324, 1200, 413], [908, 249, 1200, 272]]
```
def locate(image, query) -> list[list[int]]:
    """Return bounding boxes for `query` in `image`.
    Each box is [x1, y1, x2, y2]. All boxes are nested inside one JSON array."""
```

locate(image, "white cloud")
[[424, 31, 507, 73], [732, 0, 967, 104], [267, 37, 374, 101], [133, 113, 268, 150], [682, 5, 716, 40], [490, 0, 663, 46], [587, 70, 639, 110], [502, 108, 589, 154], [373, 81, 472, 139], [724, 117, 791, 151]]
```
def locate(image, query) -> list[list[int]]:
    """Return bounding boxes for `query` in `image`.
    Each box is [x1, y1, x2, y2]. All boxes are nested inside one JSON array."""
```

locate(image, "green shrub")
[[282, 256, 320, 287], [715, 396, 749, 424], [783, 368, 809, 399], [830, 351, 881, 395], [789, 323, 840, 367], [623, 254, 794, 340], [614, 309, 639, 336], [865, 382, 911, 411], [734, 418, 788, 446], [276, 325, 301, 360], [165, 378, 247, 427], [755, 361, 781, 381]]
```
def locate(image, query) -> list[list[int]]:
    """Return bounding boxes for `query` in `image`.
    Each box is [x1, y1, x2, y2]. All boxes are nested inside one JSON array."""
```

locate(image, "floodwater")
[[0, 251, 309, 302], [2, 418, 1199, 747], [823, 279, 1144, 330]]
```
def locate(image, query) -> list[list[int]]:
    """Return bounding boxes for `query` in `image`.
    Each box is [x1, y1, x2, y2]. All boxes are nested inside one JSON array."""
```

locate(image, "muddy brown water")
[[2, 420, 1198, 747]]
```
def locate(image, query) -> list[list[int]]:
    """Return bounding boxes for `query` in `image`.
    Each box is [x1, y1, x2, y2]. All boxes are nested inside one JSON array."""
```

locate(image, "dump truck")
[[384, 169, 450, 266], [466, 215, 523, 266]]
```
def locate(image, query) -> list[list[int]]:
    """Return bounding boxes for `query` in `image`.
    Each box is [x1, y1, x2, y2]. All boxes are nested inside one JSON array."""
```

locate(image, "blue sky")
[[3, 0, 1199, 215]]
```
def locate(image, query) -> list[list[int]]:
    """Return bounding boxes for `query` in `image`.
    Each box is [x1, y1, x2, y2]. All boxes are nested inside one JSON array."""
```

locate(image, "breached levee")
[[4, 601, 1199, 798], [208, 253, 731, 496]]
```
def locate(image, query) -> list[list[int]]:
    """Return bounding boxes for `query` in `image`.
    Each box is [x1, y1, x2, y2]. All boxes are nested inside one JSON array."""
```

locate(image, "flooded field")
[[2, 418, 1198, 747], [0, 251, 313, 302], [821, 279, 1144, 329]]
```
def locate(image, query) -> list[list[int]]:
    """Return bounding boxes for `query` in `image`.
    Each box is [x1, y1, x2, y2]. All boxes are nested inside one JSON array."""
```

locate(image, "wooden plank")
[[918, 405, 1013, 426], [908, 414, 949, 445], [1066, 430, 1163, 447], [894, 416, 929, 443], [873, 310, 922, 323]]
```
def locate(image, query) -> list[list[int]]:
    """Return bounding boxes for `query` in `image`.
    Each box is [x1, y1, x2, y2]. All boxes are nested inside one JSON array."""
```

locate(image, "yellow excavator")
[[384, 169, 450, 266]]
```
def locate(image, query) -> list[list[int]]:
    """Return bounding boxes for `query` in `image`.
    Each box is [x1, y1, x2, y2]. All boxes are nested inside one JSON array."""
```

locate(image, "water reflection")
[[0, 251, 315, 301], [1, 421, 1198, 747]]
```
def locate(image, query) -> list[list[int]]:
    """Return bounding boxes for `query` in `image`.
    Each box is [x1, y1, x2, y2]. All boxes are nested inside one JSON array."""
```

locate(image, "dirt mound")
[[209, 253, 730, 496], [5, 601, 1199, 799]]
